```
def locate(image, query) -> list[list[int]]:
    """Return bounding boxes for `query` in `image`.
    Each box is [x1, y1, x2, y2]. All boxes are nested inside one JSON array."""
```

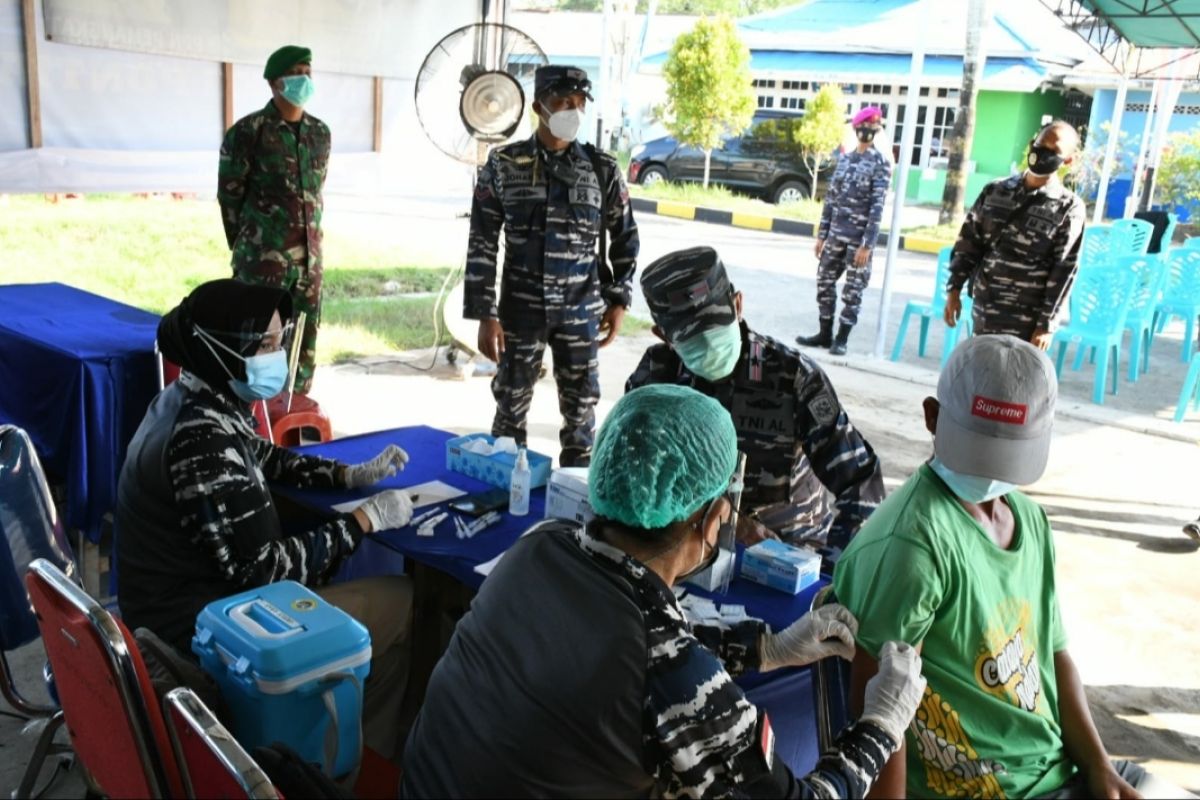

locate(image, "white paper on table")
[[330, 480, 466, 515]]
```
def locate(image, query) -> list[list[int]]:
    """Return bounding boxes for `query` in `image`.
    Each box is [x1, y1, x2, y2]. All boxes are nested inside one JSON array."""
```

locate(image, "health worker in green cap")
[[402, 384, 926, 798], [218, 44, 330, 396]]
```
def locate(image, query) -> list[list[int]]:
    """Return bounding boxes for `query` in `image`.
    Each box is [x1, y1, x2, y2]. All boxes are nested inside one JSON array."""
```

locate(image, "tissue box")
[[740, 540, 822, 594], [544, 467, 593, 525], [446, 433, 551, 490]]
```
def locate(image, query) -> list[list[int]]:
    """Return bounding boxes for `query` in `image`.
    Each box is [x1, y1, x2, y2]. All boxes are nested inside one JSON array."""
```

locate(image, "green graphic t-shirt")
[[834, 464, 1075, 799]]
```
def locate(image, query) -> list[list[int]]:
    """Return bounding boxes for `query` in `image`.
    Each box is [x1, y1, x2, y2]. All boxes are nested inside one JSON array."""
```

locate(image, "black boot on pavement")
[[1184, 519, 1200, 541], [829, 324, 853, 356], [796, 318, 834, 348]]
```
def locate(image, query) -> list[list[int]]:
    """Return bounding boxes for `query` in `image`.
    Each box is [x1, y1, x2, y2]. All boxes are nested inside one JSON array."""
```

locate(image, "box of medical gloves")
[[446, 433, 551, 490], [740, 540, 821, 594]]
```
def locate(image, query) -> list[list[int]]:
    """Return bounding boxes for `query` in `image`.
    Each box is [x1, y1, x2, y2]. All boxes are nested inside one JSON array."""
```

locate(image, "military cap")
[[535, 65, 593, 101], [640, 246, 737, 343], [264, 45, 312, 81]]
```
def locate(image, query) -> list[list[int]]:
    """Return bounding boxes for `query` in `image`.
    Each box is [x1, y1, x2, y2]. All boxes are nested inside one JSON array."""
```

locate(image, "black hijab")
[[158, 279, 292, 392]]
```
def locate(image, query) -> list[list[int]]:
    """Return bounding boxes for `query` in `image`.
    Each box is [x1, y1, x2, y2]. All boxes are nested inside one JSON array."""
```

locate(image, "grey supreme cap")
[[934, 335, 1058, 485]]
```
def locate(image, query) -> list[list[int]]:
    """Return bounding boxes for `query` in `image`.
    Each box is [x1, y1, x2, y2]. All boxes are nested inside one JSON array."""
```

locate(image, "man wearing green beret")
[[218, 45, 330, 395]]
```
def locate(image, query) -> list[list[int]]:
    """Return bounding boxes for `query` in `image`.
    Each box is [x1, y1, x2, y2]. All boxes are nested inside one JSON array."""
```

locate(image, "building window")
[[782, 97, 804, 110], [930, 106, 956, 158], [919, 87, 930, 97], [757, 95, 775, 108], [752, 79, 777, 89]]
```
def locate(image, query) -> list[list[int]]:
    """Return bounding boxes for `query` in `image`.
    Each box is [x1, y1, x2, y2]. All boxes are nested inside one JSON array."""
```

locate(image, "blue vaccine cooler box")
[[192, 581, 371, 777]]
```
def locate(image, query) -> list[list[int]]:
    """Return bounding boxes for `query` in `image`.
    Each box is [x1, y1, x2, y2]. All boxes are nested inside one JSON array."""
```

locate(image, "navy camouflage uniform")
[[815, 147, 892, 326], [947, 174, 1086, 340], [627, 323, 884, 553], [465, 136, 639, 466]]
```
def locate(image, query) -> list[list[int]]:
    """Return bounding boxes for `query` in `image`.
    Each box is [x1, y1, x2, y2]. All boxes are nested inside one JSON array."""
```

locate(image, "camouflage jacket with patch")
[[465, 136, 639, 329], [218, 101, 331, 275], [947, 174, 1086, 333], [580, 527, 897, 798], [818, 147, 892, 247], [626, 323, 885, 553]]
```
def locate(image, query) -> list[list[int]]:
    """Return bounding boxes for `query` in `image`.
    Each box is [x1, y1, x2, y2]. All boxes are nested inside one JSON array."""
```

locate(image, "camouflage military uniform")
[[218, 101, 331, 394], [466, 135, 639, 466], [815, 147, 892, 326], [947, 174, 1086, 340], [627, 322, 884, 553]]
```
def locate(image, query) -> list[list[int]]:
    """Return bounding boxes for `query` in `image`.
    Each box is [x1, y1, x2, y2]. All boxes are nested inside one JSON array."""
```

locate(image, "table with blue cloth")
[[285, 425, 838, 778], [0, 283, 160, 540]]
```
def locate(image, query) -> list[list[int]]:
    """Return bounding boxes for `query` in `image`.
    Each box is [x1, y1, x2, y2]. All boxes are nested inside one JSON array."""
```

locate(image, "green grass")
[[629, 181, 824, 223], [0, 194, 652, 364], [0, 194, 460, 364], [901, 222, 959, 240]]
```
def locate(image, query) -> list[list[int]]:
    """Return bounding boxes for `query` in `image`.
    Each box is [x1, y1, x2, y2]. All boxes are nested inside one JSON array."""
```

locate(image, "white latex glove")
[[861, 641, 927, 744], [343, 444, 409, 489], [759, 603, 858, 670], [357, 489, 413, 533]]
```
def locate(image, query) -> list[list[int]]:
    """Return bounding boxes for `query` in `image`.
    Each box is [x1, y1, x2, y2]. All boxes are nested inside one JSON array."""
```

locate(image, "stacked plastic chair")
[[1152, 248, 1200, 362], [1111, 217, 1154, 256], [1116, 254, 1170, 382], [889, 246, 973, 367], [1079, 225, 1115, 271], [1052, 267, 1137, 404]]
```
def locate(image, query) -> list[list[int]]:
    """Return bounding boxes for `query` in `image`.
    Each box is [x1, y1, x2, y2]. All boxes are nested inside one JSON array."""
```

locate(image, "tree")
[[1067, 122, 1136, 210], [939, 0, 990, 227], [661, 16, 755, 187], [795, 84, 844, 197], [1156, 129, 1200, 212]]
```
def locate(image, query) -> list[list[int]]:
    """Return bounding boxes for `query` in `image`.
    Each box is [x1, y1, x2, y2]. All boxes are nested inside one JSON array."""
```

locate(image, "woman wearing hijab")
[[116, 279, 413, 758], [402, 384, 926, 799]]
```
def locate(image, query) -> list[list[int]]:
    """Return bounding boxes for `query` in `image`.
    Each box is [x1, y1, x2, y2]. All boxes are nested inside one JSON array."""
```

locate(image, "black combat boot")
[[796, 318, 833, 348], [829, 323, 853, 356]]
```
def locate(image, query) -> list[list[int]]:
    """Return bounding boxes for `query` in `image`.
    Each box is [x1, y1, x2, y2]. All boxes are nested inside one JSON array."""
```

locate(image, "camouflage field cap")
[[640, 246, 737, 343], [535, 65, 594, 100]]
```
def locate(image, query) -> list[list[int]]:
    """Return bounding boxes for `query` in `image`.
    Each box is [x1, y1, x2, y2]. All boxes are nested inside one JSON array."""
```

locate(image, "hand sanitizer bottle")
[[509, 448, 531, 516]]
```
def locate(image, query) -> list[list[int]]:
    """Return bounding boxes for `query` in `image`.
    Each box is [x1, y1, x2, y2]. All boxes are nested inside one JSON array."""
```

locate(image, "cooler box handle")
[[228, 599, 306, 640]]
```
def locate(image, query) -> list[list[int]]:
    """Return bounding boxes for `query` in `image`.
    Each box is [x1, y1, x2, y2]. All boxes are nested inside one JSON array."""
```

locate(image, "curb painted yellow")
[[731, 212, 774, 231], [655, 201, 697, 220], [901, 235, 953, 254]]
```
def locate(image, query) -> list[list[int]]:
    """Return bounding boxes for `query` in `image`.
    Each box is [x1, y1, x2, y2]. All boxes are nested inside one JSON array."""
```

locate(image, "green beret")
[[264, 46, 312, 81]]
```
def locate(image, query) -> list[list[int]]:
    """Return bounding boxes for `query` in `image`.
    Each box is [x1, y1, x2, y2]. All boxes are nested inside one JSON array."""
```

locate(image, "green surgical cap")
[[264, 45, 312, 81], [589, 384, 737, 531]]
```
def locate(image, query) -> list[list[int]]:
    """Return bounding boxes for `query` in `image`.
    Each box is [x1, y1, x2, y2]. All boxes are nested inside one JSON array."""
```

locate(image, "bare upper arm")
[[850, 641, 922, 799]]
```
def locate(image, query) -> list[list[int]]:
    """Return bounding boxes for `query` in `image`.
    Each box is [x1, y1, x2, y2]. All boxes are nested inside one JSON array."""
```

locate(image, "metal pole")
[[1128, 78, 1159, 217], [1092, 73, 1127, 225], [596, 0, 611, 147], [872, 44, 924, 359], [1141, 53, 1184, 213]]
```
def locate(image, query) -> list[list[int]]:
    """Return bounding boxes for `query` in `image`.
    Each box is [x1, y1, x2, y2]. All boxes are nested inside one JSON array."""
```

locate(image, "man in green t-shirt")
[[834, 335, 1187, 799]]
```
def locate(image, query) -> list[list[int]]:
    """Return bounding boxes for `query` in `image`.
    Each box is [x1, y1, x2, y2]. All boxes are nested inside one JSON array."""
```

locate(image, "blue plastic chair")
[[1111, 217, 1154, 255], [889, 246, 973, 367], [0, 425, 78, 795], [1184, 237, 1200, 249], [1053, 267, 1137, 404], [1079, 225, 1114, 271], [1117, 255, 1169, 382], [1151, 248, 1200, 362], [1174, 353, 1200, 423]]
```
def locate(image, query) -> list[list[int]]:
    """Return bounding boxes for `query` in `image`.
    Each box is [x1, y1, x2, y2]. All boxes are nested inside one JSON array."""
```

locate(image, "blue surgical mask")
[[194, 325, 292, 402], [674, 322, 742, 382], [930, 456, 1017, 504], [279, 75, 315, 107]]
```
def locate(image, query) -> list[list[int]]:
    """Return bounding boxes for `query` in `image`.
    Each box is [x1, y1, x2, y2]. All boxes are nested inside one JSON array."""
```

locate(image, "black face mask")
[[855, 126, 877, 143], [1027, 144, 1063, 176]]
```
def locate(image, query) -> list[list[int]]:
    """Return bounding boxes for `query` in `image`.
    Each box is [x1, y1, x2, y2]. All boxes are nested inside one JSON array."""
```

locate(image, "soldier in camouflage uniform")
[[218, 45, 329, 394], [945, 120, 1086, 349], [466, 65, 639, 467], [797, 106, 892, 356], [628, 247, 885, 557]]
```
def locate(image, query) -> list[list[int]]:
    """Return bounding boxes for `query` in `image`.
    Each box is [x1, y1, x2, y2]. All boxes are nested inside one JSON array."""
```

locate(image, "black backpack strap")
[[583, 143, 613, 287]]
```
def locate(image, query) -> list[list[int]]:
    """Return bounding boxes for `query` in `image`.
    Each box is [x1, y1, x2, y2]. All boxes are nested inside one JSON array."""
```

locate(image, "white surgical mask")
[[930, 456, 1017, 504], [544, 108, 583, 142]]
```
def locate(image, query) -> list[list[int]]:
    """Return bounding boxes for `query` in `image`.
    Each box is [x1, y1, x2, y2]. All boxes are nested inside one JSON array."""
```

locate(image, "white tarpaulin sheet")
[[42, 0, 476, 79]]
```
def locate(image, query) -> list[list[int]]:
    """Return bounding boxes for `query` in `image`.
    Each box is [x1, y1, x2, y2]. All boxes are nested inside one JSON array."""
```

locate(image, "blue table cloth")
[[287, 425, 826, 777], [0, 283, 159, 540]]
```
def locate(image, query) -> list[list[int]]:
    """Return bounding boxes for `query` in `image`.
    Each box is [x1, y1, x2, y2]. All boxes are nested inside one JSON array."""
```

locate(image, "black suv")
[[627, 111, 834, 203]]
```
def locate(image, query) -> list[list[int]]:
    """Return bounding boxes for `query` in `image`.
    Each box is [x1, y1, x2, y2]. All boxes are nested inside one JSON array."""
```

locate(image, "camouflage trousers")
[[234, 244, 322, 395], [816, 240, 873, 327], [971, 303, 1038, 343], [491, 321, 600, 468]]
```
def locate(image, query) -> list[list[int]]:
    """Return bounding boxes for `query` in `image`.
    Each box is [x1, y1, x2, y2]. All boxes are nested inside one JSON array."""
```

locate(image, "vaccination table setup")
[[280, 424, 833, 776], [0, 282, 159, 540]]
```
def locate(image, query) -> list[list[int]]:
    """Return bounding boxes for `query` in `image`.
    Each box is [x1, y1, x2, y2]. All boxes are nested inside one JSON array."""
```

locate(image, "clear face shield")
[[683, 451, 747, 594]]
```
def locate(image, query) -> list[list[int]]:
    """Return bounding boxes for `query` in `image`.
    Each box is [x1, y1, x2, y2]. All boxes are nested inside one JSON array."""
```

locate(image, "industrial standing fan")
[[413, 23, 548, 366]]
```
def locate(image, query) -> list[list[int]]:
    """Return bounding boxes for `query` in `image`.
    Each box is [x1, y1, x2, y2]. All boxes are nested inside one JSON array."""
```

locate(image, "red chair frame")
[[163, 687, 280, 800]]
